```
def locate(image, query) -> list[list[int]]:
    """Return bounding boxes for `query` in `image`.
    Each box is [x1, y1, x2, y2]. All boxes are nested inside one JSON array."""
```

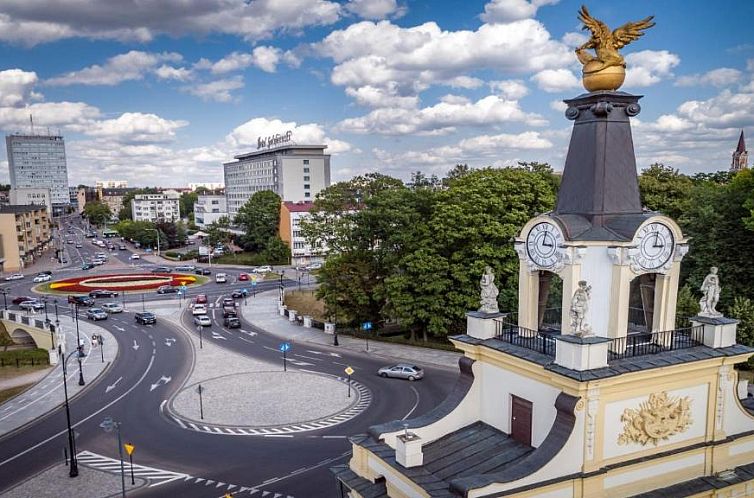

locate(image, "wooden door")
[[511, 395, 533, 446]]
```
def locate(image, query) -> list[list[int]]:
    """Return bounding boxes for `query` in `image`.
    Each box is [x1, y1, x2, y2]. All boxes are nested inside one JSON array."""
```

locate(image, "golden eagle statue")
[[575, 5, 655, 92]]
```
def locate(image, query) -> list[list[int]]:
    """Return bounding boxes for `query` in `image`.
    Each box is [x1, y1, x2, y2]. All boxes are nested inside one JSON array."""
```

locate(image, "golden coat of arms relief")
[[618, 392, 693, 446]]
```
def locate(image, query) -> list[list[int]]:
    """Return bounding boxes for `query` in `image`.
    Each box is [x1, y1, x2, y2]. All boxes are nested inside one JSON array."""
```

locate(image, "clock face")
[[634, 222, 675, 270], [526, 222, 564, 269]]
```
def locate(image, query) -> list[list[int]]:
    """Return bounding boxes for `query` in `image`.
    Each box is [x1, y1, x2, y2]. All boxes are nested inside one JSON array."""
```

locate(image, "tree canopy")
[[234, 191, 282, 253], [83, 201, 111, 226]]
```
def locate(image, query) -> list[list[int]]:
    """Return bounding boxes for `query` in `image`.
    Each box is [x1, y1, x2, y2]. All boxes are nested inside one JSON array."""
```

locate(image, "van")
[[215, 273, 227, 283]]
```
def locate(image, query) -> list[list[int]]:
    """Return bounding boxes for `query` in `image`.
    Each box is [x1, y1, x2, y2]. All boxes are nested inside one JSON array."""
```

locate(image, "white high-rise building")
[[131, 190, 181, 222], [5, 134, 69, 216], [223, 142, 330, 221], [96, 180, 128, 189], [194, 195, 227, 229]]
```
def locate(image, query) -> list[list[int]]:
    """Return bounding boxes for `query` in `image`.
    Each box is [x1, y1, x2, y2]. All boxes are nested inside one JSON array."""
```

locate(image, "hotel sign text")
[[257, 130, 293, 150]]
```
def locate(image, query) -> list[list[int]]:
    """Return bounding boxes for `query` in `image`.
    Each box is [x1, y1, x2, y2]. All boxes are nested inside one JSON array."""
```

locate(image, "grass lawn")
[[284, 290, 327, 321], [0, 384, 33, 404], [0, 364, 50, 381]]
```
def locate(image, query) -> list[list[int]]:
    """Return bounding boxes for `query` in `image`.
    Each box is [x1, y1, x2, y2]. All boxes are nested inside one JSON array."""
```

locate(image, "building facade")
[[95, 180, 128, 189], [5, 134, 69, 215], [279, 201, 325, 267], [98, 187, 135, 217], [731, 130, 748, 172], [194, 195, 228, 228], [76, 186, 98, 214], [0, 205, 50, 272], [189, 182, 224, 192], [131, 190, 180, 222], [223, 144, 330, 220], [9, 188, 52, 214]]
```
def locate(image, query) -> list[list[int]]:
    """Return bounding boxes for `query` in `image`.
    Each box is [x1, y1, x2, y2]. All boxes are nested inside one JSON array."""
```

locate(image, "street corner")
[[166, 370, 372, 436]]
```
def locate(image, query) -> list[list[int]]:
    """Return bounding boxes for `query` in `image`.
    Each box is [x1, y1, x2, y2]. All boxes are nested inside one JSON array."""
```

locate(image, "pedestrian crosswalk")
[[76, 451, 296, 496]]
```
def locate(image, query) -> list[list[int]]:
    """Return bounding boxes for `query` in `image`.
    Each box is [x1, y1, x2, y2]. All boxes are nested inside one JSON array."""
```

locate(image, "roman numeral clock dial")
[[525, 221, 565, 269], [632, 222, 675, 271]]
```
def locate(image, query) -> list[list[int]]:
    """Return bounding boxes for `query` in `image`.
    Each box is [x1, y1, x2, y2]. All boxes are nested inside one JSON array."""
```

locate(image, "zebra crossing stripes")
[[76, 451, 295, 497]]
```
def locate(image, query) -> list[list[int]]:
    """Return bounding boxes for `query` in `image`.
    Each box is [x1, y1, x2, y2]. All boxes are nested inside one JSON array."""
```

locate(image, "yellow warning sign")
[[124, 443, 135, 456], [344, 366, 354, 376]]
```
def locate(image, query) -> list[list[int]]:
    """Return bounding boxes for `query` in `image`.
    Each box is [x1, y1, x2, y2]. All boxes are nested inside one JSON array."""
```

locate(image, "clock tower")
[[514, 92, 688, 343]]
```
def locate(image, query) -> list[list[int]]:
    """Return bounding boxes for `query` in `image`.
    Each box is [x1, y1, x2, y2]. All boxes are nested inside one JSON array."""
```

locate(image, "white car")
[[92, 259, 105, 266], [33, 274, 52, 283], [4, 273, 24, 281], [101, 302, 124, 313], [255, 265, 273, 273], [192, 304, 207, 315], [215, 273, 227, 283], [194, 314, 212, 327], [130, 254, 140, 260]]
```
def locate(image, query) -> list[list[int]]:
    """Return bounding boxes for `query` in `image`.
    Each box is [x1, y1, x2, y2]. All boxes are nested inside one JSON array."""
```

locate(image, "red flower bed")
[[48, 273, 199, 293]]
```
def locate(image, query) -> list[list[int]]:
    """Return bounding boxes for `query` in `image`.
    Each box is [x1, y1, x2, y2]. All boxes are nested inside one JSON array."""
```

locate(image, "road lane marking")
[[402, 385, 421, 420]]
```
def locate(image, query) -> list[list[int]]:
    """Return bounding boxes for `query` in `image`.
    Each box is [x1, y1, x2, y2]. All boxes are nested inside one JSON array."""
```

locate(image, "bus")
[[102, 229, 119, 238]]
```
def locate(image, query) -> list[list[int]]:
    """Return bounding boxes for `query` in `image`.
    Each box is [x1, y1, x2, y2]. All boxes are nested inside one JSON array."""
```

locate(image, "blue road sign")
[[251, 280, 257, 286], [362, 321, 373, 331], [180, 285, 188, 292], [279, 342, 291, 353]]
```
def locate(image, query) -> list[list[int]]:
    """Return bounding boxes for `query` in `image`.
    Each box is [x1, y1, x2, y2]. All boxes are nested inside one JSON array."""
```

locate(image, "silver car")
[[193, 314, 212, 327], [377, 364, 424, 381], [101, 302, 124, 313], [86, 308, 108, 321], [19, 300, 44, 311]]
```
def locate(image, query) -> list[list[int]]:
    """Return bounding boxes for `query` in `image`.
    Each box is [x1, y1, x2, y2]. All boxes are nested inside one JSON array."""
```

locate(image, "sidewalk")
[[237, 290, 462, 370], [0, 317, 118, 438]]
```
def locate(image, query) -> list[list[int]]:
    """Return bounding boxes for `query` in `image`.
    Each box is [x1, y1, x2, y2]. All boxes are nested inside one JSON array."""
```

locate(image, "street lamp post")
[[43, 296, 49, 325], [73, 304, 85, 386], [100, 417, 126, 498], [61, 345, 86, 478]]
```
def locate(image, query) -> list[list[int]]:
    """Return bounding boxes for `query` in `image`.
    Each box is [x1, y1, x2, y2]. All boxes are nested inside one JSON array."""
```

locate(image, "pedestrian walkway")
[[0, 367, 52, 391], [238, 290, 462, 370], [0, 317, 118, 437]]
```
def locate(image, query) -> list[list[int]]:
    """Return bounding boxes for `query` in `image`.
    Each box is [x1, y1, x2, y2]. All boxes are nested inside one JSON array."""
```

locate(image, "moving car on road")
[[194, 267, 211, 275], [4, 273, 24, 281], [135, 312, 156, 324], [192, 304, 207, 315], [238, 273, 249, 281], [224, 316, 241, 328], [118, 244, 126, 250], [231, 289, 249, 299], [130, 254, 140, 260], [193, 315, 211, 327], [81, 263, 95, 270], [194, 294, 208, 304], [215, 273, 227, 283], [175, 265, 195, 271], [86, 308, 108, 321], [89, 289, 119, 298], [157, 285, 179, 294], [101, 302, 124, 313], [255, 265, 272, 273], [19, 300, 44, 311], [68, 295, 95, 306], [377, 364, 424, 381], [222, 307, 237, 318], [12, 296, 34, 305], [32, 274, 52, 283], [222, 297, 235, 308], [151, 266, 172, 273]]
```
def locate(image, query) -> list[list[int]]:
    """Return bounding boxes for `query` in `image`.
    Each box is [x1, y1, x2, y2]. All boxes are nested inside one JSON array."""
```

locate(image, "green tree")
[[83, 201, 111, 226], [179, 191, 199, 218], [206, 216, 232, 247], [730, 297, 754, 368], [638, 163, 693, 220], [261, 236, 291, 265], [675, 284, 700, 327], [234, 191, 282, 252], [443, 164, 471, 185]]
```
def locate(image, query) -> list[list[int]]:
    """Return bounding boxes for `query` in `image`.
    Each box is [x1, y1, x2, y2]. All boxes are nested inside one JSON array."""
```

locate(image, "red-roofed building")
[[279, 201, 325, 266]]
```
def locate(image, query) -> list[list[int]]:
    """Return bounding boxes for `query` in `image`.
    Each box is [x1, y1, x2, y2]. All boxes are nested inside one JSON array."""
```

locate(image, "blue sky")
[[0, 0, 752, 187]]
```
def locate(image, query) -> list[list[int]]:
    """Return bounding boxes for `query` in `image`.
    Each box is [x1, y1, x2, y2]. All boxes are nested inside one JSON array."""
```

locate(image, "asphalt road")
[[0, 218, 458, 497]]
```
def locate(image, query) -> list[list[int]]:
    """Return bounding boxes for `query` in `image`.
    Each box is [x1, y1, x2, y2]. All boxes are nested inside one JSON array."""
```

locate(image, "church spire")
[[737, 130, 746, 153], [732, 130, 749, 172]]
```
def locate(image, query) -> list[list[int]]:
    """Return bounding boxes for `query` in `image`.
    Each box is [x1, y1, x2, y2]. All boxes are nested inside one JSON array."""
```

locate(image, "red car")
[[238, 273, 250, 281], [195, 294, 208, 304], [12, 296, 34, 305]]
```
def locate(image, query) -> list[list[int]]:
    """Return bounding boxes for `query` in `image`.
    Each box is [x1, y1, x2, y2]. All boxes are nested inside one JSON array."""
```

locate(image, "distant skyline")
[[0, 0, 752, 187]]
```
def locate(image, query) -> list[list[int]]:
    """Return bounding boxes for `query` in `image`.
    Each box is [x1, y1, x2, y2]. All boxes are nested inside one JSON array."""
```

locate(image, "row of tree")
[[302, 163, 754, 342]]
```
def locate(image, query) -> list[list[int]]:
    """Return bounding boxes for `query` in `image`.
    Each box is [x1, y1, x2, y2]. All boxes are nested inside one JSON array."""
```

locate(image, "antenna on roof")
[[29, 114, 34, 135]]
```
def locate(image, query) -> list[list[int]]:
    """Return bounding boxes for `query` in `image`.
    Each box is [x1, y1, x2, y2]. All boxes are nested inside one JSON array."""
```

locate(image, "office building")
[[5, 133, 69, 216], [194, 195, 227, 229], [189, 182, 223, 192], [95, 180, 128, 189], [131, 190, 180, 222], [279, 201, 326, 267], [223, 143, 330, 220], [0, 205, 50, 272], [9, 188, 52, 214]]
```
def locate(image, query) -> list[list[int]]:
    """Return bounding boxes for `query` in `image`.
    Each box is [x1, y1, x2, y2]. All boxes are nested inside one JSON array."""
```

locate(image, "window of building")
[[304, 185, 310, 191], [304, 176, 310, 181], [303, 160, 309, 165], [304, 192, 310, 198], [303, 167, 310, 173]]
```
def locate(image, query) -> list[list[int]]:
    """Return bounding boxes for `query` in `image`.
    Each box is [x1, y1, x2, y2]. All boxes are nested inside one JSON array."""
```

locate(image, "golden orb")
[[582, 62, 626, 92]]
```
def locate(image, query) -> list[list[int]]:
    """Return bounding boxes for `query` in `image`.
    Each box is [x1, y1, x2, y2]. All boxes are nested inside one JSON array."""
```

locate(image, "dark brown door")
[[511, 395, 533, 446]]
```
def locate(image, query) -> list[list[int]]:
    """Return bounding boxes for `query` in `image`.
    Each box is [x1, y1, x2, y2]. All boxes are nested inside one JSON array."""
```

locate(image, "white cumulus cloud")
[[183, 77, 245, 103], [480, 0, 559, 23], [531, 68, 580, 92], [624, 50, 680, 88], [345, 0, 405, 20], [226, 117, 351, 154], [0, 69, 40, 107], [674, 68, 742, 88], [46, 51, 182, 86]]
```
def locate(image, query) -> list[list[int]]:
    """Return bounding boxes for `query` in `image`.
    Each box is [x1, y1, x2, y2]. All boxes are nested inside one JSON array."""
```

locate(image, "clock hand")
[[541, 233, 552, 248], [652, 233, 663, 248]]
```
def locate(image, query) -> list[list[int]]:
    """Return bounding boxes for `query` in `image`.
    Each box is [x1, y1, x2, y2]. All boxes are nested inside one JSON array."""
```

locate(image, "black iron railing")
[[494, 317, 556, 357], [609, 326, 704, 360]]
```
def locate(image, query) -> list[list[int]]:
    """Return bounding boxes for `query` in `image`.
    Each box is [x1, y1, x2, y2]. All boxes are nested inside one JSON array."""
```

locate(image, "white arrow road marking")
[[211, 332, 227, 340], [306, 350, 341, 358], [113, 325, 125, 332], [164, 338, 176, 346], [105, 377, 123, 393], [240, 329, 257, 336], [132, 340, 140, 351], [149, 375, 172, 392], [287, 359, 314, 366]]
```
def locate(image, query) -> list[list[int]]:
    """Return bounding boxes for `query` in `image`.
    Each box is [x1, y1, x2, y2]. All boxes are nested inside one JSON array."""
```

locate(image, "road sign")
[[250, 274, 258, 282], [279, 342, 291, 353], [361, 321, 372, 331], [344, 366, 354, 376], [124, 443, 135, 456], [251, 280, 257, 286], [180, 285, 188, 292]]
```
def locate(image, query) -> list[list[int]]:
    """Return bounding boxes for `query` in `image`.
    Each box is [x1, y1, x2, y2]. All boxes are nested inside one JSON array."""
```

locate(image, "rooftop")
[[231, 144, 327, 161], [0, 204, 48, 214], [283, 201, 315, 213]]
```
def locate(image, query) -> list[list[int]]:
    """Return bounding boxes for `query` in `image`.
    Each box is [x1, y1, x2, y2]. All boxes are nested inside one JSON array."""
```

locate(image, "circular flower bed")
[[48, 273, 199, 293]]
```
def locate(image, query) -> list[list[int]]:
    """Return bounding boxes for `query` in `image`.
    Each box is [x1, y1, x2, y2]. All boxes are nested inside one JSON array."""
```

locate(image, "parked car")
[[135, 311, 157, 324], [4, 273, 24, 281], [255, 265, 273, 273], [215, 273, 227, 283], [231, 289, 249, 299], [33, 274, 52, 283], [238, 273, 250, 281], [101, 302, 124, 313], [12, 296, 34, 305], [19, 300, 44, 311], [68, 295, 95, 306], [175, 265, 195, 271], [151, 266, 172, 273], [377, 364, 424, 381], [157, 285, 179, 294], [130, 254, 140, 260], [81, 263, 95, 270], [193, 315, 212, 327], [86, 308, 108, 321], [194, 294, 208, 304], [89, 289, 118, 298], [192, 304, 207, 315], [224, 316, 241, 328]]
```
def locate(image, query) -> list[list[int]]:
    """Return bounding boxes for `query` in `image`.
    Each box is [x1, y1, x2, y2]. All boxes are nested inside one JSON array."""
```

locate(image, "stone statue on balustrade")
[[478, 266, 499, 314], [570, 280, 593, 337], [699, 267, 722, 317]]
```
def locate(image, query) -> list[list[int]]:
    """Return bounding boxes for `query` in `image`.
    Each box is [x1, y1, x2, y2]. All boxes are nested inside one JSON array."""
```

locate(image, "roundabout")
[[36, 273, 206, 294]]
